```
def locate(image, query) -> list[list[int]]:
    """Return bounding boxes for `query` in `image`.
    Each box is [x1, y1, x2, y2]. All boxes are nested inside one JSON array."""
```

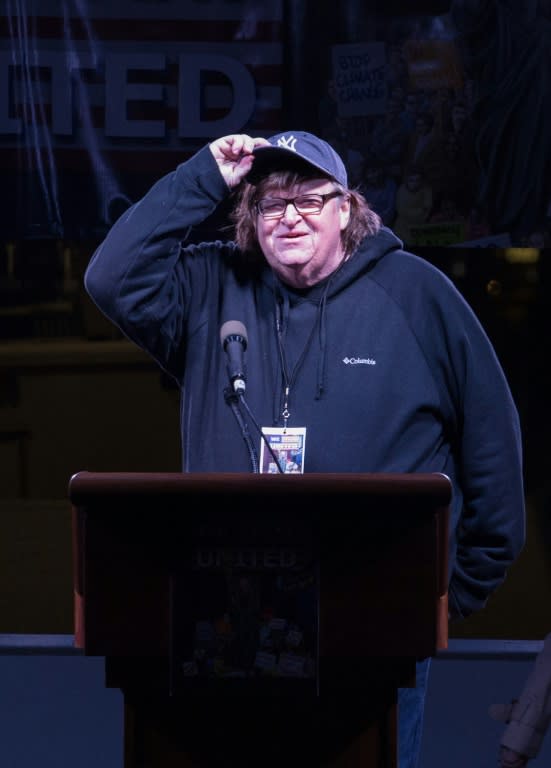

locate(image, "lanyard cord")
[[275, 288, 326, 430]]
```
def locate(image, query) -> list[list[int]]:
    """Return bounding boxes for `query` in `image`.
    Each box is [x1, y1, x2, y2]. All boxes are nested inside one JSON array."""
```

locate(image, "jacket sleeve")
[[84, 145, 230, 371], [422, 272, 526, 621]]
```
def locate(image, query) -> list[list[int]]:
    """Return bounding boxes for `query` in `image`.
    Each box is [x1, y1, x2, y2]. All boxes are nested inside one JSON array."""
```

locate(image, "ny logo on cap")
[[276, 135, 297, 152]]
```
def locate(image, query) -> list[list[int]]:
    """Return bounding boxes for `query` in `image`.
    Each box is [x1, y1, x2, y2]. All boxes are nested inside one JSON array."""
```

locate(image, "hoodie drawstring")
[[274, 277, 332, 428], [316, 281, 330, 400]]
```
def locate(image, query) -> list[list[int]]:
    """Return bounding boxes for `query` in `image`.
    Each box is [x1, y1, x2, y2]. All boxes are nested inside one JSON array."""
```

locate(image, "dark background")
[[1, 0, 550, 641]]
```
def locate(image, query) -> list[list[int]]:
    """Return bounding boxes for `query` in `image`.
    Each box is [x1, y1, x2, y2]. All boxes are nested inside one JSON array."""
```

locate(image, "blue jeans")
[[398, 657, 431, 768]]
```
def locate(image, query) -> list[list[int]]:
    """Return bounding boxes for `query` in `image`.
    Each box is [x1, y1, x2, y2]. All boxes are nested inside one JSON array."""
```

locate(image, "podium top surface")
[[69, 470, 452, 504]]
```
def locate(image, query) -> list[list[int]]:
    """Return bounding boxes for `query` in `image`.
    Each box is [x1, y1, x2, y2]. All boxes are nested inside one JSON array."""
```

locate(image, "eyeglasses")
[[255, 190, 343, 219]]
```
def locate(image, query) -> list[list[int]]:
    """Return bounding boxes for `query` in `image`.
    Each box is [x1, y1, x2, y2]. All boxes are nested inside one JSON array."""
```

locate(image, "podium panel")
[[70, 471, 451, 767]]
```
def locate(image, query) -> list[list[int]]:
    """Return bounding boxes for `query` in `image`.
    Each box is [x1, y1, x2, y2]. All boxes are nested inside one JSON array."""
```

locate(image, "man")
[[84, 130, 525, 767], [489, 632, 551, 767]]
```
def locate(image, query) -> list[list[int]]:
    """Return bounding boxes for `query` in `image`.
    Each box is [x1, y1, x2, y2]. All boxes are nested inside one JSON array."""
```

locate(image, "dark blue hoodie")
[[85, 143, 525, 623]]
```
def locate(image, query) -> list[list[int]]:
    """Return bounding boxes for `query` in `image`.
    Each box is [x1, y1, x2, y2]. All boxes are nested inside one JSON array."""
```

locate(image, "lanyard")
[[275, 298, 319, 431]]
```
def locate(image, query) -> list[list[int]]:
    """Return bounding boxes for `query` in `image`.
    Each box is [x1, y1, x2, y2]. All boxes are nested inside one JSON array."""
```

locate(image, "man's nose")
[[281, 202, 301, 222]]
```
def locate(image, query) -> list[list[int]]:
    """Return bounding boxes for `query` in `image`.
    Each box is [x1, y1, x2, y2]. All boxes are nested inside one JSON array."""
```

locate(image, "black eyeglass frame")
[[255, 190, 343, 219]]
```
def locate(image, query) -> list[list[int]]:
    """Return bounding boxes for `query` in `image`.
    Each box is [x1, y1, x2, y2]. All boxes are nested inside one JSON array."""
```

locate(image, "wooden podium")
[[69, 471, 451, 767]]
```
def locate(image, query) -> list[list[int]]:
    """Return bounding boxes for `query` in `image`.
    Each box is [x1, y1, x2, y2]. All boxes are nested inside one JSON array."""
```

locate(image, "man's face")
[[255, 178, 350, 289]]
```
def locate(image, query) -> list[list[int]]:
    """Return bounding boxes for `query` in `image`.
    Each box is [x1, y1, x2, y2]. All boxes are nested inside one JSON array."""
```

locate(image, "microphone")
[[220, 320, 248, 394]]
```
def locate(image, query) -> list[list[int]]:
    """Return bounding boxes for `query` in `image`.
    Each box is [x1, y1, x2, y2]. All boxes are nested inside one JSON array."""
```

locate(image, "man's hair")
[[231, 168, 381, 261]]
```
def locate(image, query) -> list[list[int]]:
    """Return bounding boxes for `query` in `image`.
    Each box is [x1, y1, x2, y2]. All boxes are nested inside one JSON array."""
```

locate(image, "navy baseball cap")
[[247, 131, 348, 187]]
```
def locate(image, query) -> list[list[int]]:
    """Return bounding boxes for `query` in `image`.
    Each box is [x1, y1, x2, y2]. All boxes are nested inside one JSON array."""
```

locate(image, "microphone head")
[[220, 320, 248, 349]]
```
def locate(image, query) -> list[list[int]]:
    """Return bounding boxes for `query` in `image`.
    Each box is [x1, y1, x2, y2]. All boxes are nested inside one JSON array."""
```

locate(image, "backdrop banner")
[[0, 0, 283, 240]]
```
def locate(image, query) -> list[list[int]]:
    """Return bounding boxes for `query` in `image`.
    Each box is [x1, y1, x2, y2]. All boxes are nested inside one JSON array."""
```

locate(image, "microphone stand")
[[223, 387, 284, 473], [224, 387, 259, 473], [238, 394, 285, 473]]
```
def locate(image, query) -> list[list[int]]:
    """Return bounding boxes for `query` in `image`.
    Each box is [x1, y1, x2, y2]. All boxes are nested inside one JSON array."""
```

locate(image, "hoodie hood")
[[264, 225, 403, 300], [268, 225, 404, 407], [316, 225, 404, 299]]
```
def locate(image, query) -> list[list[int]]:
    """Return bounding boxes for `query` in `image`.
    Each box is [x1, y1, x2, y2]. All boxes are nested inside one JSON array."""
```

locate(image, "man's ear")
[[339, 196, 351, 231]]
